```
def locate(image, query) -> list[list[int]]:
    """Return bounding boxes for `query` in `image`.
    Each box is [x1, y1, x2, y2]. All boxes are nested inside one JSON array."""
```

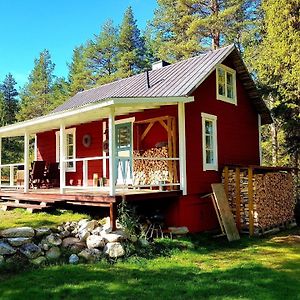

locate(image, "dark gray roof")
[[54, 44, 272, 124]]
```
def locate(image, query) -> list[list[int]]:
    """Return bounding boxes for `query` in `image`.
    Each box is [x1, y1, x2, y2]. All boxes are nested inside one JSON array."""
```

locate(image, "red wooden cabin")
[[0, 45, 272, 232]]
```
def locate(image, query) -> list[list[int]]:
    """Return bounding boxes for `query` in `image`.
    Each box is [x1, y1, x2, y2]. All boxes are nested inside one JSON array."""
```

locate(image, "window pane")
[[205, 120, 213, 135], [206, 150, 214, 164], [227, 72, 233, 85], [206, 135, 213, 149], [227, 84, 233, 99], [218, 68, 226, 96], [67, 134, 73, 145]]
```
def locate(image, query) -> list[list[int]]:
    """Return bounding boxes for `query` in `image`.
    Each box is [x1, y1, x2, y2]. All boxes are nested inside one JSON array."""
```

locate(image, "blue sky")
[[0, 0, 157, 88]]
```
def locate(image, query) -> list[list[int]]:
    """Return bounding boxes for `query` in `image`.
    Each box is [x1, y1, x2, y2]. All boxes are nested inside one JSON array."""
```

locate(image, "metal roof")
[[54, 44, 272, 124]]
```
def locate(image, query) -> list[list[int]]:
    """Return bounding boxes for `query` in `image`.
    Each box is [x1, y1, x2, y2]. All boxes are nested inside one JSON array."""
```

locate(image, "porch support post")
[[0, 137, 2, 188], [258, 114, 262, 165], [59, 123, 66, 194], [178, 102, 187, 195], [34, 134, 38, 161], [108, 107, 116, 196], [24, 132, 30, 193]]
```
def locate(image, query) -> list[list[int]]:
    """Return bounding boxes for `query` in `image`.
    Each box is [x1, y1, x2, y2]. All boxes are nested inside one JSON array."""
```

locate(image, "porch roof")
[[0, 96, 193, 137]]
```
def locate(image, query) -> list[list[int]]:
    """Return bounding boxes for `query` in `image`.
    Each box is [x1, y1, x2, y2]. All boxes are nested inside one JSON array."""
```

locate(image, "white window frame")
[[56, 128, 76, 172], [216, 64, 237, 105], [201, 113, 218, 171]]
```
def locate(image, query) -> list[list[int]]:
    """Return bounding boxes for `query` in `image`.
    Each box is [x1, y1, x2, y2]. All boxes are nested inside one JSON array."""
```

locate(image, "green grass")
[[0, 209, 89, 230], [0, 224, 300, 299]]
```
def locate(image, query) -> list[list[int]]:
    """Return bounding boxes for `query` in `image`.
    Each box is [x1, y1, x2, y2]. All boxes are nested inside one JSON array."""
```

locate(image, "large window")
[[216, 64, 237, 104], [201, 113, 218, 171], [56, 128, 76, 172]]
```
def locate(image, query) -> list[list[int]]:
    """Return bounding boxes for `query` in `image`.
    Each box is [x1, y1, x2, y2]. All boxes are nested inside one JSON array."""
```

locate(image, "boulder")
[[46, 246, 61, 260], [0, 227, 34, 238], [20, 243, 42, 259], [62, 237, 80, 248], [35, 227, 51, 237], [0, 241, 17, 255], [70, 243, 86, 254], [31, 256, 47, 266], [101, 232, 125, 243], [91, 226, 103, 236], [78, 219, 89, 227], [86, 235, 106, 249], [7, 237, 31, 247], [78, 248, 102, 262], [59, 231, 70, 238], [78, 220, 98, 233], [78, 230, 90, 242], [104, 242, 125, 258], [168, 226, 189, 235], [46, 234, 62, 246], [139, 238, 150, 247], [69, 254, 79, 264]]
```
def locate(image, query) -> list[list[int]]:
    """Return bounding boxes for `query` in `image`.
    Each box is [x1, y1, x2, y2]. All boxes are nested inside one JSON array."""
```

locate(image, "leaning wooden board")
[[211, 183, 240, 241]]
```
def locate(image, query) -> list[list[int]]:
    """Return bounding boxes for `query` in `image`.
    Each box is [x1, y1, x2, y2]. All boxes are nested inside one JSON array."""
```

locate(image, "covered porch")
[[0, 96, 193, 227]]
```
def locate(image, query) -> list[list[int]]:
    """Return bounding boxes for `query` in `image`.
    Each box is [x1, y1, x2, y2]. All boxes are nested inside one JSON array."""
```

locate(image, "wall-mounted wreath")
[[82, 134, 92, 148]]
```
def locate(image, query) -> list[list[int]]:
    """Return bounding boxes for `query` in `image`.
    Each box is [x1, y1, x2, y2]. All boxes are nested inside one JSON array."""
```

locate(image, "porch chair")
[[29, 161, 46, 189], [44, 162, 60, 188]]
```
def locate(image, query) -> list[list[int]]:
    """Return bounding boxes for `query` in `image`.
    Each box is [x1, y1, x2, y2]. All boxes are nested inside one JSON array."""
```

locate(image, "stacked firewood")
[[133, 147, 170, 186], [223, 169, 296, 231]]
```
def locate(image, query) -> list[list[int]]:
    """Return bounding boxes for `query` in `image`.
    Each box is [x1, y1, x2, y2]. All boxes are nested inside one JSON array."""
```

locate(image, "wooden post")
[[110, 203, 117, 231], [248, 167, 254, 236], [59, 124, 66, 194], [82, 160, 88, 187], [178, 102, 187, 195], [167, 117, 173, 183], [34, 134, 38, 161], [224, 166, 229, 198], [235, 167, 241, 231], [9, 165, 14, 187], [24, 132, 30, 193], [0, 137, 2, 188], [108, 108, 116, 196], [102, 121, 107, 178]]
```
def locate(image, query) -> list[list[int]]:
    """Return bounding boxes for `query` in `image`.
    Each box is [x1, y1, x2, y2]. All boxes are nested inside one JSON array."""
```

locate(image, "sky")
[[0, 0, 157, 88]]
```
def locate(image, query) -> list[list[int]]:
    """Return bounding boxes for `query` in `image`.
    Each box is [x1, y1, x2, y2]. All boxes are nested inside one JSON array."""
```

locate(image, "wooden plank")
[[210, 194, 225, 235], [110, 203, 117, 231], [211, 183, 240, 241], [248, 167, 254, 236], [141, 122, 154, 141], [135, 116, 170, 124], [171, 117, 178, 183], [235, 167, 241, 231]]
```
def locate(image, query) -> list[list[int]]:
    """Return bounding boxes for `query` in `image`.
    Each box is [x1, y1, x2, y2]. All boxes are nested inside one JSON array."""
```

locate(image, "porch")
[[0, 97, 193, 229]]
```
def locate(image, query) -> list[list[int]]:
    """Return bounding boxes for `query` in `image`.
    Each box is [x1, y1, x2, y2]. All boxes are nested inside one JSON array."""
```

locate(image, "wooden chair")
[[44, 162, 60, 188], [29, 161, 46, 189]]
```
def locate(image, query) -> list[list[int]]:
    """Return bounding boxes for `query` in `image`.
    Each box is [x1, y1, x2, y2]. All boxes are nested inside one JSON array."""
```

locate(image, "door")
[[115, 122, 132, 185]]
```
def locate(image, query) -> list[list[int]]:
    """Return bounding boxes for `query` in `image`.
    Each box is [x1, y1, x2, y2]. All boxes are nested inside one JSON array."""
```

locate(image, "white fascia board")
[[0, 96, 194, 137]]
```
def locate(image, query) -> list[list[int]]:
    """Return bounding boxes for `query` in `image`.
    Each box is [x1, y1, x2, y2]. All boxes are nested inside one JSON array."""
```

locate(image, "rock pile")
[[0, 217, 131, 267]]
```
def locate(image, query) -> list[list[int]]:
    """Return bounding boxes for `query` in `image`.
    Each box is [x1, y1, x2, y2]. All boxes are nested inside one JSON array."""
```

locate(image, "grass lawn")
[[0, 211, 300, 299], [0, 209, 89, 230]]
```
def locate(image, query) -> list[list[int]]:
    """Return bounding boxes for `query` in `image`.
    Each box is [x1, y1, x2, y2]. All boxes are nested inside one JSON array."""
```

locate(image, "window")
[[56, 128, 76, 172], [216, 64, 237, 104], [201, 113, 218, 171]]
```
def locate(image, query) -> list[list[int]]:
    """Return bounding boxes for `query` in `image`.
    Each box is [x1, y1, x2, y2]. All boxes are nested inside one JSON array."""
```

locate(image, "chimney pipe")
[[146, 70, 150, 89]]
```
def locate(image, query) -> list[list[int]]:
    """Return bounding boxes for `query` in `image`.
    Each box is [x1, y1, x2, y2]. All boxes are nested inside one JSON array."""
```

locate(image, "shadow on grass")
[[0, 262, 299, 300]]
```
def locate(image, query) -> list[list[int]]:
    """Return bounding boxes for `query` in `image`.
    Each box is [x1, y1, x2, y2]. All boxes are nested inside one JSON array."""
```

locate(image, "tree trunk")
[[210, 0, 220, 49]]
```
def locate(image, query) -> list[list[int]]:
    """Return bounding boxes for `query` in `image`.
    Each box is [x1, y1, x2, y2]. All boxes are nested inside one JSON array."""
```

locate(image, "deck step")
[[0, 202, 52, 213]]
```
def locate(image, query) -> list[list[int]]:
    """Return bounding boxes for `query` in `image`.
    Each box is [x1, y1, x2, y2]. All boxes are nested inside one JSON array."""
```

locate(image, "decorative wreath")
[[103, 139, 109, 153], [82, 134, 92, 148]]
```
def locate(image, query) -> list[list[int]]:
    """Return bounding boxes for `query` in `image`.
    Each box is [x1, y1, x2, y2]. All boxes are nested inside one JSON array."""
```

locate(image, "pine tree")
[[68, 45, 92, 95], [49, 77, 70, 110], [0, 73, 19, 125], [85, 20, 119, 84], [118, 6, 147, 77], [17, 49, 55, 121], [249, 0, 300, 170]]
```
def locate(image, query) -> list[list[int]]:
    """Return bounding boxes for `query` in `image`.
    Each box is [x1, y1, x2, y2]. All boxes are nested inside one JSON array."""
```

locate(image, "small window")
[[216, 64, 237, 104], [56, 128, 76, 172], [201, 113, 218, 171]]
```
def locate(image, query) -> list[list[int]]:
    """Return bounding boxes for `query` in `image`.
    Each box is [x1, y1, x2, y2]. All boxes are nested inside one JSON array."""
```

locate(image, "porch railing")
[[0, 163, 25, 188]]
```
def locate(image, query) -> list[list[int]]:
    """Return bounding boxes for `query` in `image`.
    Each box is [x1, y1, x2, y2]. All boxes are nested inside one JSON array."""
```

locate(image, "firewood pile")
[[223, 168, 296, 232], [133, 147, 170, 186]]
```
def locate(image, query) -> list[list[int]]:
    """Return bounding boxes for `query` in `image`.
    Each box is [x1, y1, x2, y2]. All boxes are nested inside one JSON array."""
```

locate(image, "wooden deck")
[[0, 188, 182, 230]]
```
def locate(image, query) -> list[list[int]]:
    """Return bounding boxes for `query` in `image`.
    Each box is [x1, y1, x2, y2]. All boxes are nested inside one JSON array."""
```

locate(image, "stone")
[[7, 237, 31, 247], [62, 237, 80, 248], [6, 253, 28, 265], [0, 227, 34, 238], [168, 226, 189, 235], [0, 241, 17, 255], [57, 226, 64, 232], [78, 248, 102, 262], [78, 219, 89, 227], [69, 254, 79, 264], [91, 226, 103, 236], [20, 243, 42, 259], [46, 234, 62, 246], [104, 242, 125, 258], [60, 231, 70, 238], [31, 256, 47, 266], [78, 220, 98, 233], [78, 230, 90, 242], [46, 246, 61, 260], [0, 255, 4, 265], [35, 227, 51, 237], [101, 233, 125, 243], [70, 243, 86, 254], [86, 235, 106, 249], [139, 238, 150, 247], [41, 243, 49, 251]]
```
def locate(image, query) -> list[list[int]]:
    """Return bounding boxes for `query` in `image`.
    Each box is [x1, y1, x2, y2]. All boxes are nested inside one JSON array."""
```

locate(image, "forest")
[[0, 0, 299, 172]]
